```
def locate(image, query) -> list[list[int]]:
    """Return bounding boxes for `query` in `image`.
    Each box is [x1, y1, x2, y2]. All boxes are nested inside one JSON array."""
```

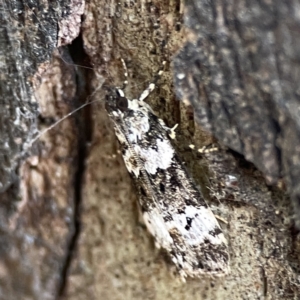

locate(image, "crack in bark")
[[56, 35, 93, 299]]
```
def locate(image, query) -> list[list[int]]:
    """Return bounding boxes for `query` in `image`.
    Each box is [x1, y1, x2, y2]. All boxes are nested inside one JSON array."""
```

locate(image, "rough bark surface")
[[0, 0, 299, 299], [0, 1, 79, 299], [173, 0, 300, 225]]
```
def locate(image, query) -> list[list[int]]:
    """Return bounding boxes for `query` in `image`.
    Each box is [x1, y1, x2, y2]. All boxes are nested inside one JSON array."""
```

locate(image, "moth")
[[105, 60, 229, 278]]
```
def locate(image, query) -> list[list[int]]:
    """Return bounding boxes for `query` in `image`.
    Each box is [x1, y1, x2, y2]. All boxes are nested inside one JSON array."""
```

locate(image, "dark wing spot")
[[140, 187, 147, 197], [164, 215, 173, 222], [170, 175, 180, 187], [177, 209, 185, 214], [197, 261, 204, 269], [185, 199, 192, 206], [185, 217, 193, 230], [208, 227, 222, 237], [121, 144, 128, 155], [159, 183, 165, 193]]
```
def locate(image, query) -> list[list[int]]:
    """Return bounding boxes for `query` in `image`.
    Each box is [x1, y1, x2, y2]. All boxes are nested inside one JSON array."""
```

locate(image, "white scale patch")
[[170, 206, 225, 245], [135, 139, 174, 174]]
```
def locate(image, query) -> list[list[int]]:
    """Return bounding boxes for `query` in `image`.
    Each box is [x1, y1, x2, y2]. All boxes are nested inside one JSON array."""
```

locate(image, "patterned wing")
[[105, 88, 229, 278]]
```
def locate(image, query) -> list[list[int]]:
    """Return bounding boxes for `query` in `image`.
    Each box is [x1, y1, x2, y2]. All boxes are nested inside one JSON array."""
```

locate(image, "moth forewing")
[[105, 84, 230, 278]]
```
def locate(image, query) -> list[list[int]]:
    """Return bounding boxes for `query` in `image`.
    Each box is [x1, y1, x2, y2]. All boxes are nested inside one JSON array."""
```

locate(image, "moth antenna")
[[120, 58, 129, 90], [138, 61, 166, 101], [25, 99, 98, 150], [25, 77, 105, 151]]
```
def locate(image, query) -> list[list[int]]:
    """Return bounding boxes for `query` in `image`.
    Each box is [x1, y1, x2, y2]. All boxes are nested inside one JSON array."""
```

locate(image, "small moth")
[[105, 60, 229, 278]]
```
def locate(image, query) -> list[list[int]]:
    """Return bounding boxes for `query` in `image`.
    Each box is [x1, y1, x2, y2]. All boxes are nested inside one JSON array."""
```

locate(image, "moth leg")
[[138, 61, 166, 101], [189, 144, 219, 153], [197, 144, 219, 153], [168, 123, 178, 140]]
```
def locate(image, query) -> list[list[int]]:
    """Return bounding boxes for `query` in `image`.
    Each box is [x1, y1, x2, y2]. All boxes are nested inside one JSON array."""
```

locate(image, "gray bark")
[[0, 0, 299, 299]]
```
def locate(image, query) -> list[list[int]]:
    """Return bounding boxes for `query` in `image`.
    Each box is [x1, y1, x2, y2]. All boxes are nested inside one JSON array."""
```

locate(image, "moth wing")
[[141, 193, 229, 278]]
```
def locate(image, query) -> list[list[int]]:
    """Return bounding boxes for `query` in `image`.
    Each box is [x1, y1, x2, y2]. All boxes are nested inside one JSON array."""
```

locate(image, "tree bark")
[[0, 0, 299, 299]]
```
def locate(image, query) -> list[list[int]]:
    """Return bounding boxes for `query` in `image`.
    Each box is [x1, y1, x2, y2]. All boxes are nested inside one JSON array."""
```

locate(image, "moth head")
[[105, 88, 128, 115], [115, 89, 128, 112]]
